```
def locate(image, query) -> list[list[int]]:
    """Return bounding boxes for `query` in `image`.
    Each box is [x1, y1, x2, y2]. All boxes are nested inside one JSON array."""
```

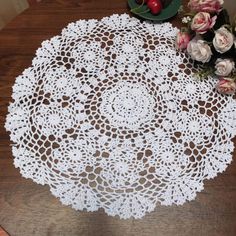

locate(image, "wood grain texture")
[[0, 1, 236, 236]]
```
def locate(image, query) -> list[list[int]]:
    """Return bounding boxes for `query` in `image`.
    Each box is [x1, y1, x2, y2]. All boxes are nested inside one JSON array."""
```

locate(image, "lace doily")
[[5, 14, 236, 219]]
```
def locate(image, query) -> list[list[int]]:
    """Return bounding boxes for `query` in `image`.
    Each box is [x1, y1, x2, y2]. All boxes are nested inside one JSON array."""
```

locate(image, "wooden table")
[[0, 1, 236, 235]]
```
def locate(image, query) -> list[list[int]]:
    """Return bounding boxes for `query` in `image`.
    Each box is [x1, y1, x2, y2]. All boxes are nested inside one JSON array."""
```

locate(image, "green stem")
[[131, 0, 146, 13], [183, 13, 195, 17], [231, 73, 236, 81], [180, 27, 189, 33]]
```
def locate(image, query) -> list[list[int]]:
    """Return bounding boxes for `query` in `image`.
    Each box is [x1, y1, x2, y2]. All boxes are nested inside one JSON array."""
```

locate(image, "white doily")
[[5, 14, 236, 219]]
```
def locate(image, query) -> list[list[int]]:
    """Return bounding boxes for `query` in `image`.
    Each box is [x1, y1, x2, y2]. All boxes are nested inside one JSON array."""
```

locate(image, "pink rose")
[[188, 0, 224, 13], [216, 78, 236, 95], [176, 31, 191, 50], [191, 12, 217, 34]]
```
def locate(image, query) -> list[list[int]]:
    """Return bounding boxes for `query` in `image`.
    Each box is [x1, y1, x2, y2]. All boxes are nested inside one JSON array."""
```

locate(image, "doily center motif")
[[100, 81, 155, 129]]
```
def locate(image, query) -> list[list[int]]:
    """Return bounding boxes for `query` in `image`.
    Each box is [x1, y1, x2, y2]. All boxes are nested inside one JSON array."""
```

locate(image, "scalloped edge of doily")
[[12, 144, 233, 220]]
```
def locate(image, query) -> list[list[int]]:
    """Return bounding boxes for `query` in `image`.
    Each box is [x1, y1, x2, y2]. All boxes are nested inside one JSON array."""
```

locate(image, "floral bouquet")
[[176, 0, 236, 95]]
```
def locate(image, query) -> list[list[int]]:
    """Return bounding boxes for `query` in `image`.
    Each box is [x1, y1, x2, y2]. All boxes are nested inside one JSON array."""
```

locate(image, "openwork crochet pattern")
[[5, 14, 236, 219]]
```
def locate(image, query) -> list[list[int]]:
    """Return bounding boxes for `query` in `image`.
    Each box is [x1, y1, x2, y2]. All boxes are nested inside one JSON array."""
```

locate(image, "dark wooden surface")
[[0, 1, 236, 236]]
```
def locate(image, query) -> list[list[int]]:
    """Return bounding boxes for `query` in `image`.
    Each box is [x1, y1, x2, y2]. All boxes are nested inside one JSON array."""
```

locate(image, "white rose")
[[187, 39, 212, 63], [213, 27, 234, 53], [215, 58, 235, 76]]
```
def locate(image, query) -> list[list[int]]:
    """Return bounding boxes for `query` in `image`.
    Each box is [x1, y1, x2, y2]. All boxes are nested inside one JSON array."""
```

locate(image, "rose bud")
[[216, 78, 236, 95], [176, 31, 191, 50], [191, 12, 217, 34], [215, 59, 235, 76]]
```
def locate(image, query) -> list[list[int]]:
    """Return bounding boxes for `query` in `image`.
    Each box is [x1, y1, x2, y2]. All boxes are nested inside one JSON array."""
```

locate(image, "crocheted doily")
[[5, 14, 236, 219]]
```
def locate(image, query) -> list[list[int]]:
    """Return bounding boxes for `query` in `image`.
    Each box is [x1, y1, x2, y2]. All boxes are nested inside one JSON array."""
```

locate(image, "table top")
[[0, 1, 236, 236]]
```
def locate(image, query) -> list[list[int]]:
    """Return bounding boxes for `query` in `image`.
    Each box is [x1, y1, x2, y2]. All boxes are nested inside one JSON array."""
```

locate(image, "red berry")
[[147, 0, 162, 15]]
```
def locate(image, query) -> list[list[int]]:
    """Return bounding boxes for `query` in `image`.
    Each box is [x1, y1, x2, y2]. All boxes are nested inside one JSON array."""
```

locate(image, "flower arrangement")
[[176, 0, 236, 95]]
